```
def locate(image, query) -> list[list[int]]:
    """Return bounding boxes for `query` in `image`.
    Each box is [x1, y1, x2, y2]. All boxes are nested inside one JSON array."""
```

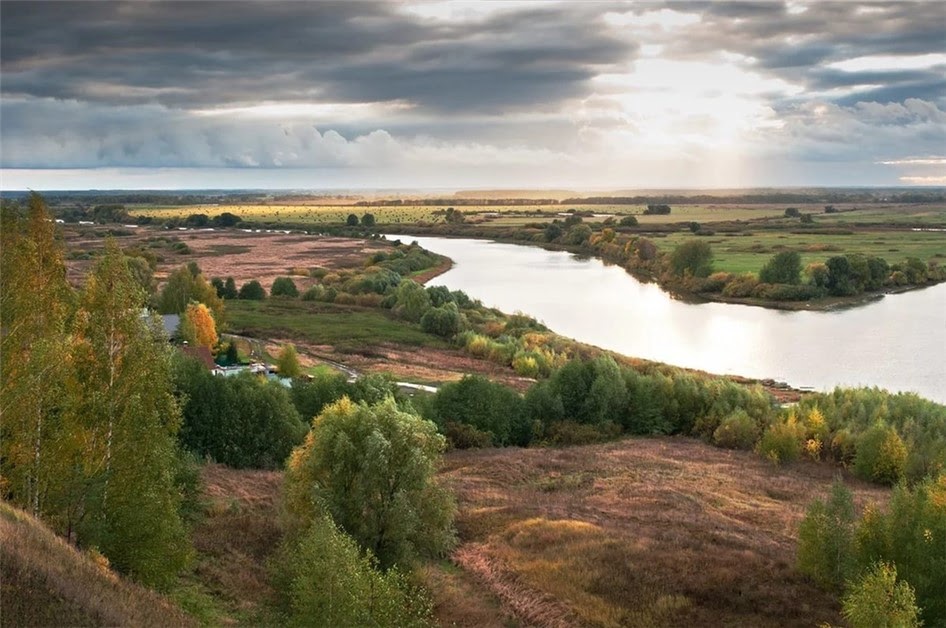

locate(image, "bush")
[[277, 516, 433, 627], [759, 251, 802, 285], [271, 276, 299, 298], [442, 421, 494, 449], [420, 302, 462, 338], [238, 280, 266, 300], [757, 413, 805, 464], [722, 274, 760, 298], [854, 424, 907, 485], [431, 376, 529, 446], [619, 215, 638, 227], [712, 410, 759, 450], [669, 240, 713, 278], [542, 420, 621, 446], [841, 562, 921, 628], [300, 285, 324, 301], [797, 480, 857, 590]]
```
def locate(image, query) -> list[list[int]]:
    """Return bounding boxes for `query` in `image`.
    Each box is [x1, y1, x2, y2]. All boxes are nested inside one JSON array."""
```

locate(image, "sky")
[[1, 0, 945, 191]]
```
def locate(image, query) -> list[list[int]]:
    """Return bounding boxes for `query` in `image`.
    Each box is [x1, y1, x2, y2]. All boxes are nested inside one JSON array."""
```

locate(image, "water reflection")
[[394, 236, 946, 403]]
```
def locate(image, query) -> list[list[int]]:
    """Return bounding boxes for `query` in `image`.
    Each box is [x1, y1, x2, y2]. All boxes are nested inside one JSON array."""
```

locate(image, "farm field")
[[129, 203, 794, 226], [650, 229, 946, 275]]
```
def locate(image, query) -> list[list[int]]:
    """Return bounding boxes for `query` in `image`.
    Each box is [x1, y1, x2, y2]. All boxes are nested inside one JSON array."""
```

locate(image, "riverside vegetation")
[[2, 193, 944, 626]]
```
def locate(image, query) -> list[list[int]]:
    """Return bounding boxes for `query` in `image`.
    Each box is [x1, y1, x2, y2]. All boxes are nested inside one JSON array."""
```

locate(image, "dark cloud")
[[660, 1, 946, 104], [0, 1, 632, 112]]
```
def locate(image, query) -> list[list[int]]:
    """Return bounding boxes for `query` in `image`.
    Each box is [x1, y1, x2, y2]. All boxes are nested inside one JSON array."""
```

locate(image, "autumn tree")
[[156, 264, 225, 323], [63, 240, 191, 588], [0, 193, 73, 518], [285, 398, 455, 569], [178, 302, 218, 350]]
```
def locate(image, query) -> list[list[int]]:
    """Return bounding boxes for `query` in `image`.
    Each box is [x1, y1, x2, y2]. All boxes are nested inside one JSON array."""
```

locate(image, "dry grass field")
[[187, 437, 891, 628], [436, 438, 890, 628], [0, 501, 194, 627]]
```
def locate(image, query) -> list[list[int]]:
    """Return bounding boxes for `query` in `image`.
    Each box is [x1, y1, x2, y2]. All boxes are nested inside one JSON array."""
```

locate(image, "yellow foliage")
[[805, 438, 822, 461], [181, 302, 218, 350]]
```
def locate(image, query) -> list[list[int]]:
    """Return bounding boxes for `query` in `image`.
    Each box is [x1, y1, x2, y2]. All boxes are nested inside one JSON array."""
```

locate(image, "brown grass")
[[63, 227, 391, 292], [185, 464, 285, 625], [0, 501, 194, 628], [437, 438, 889, 628]]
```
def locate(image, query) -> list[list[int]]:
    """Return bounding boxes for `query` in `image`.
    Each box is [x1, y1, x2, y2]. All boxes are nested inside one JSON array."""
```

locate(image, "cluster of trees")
[[605, 237, 944, 303], [277, 397, 453, 625], [413, 357, 774, 449], [346, 212, 376, 227], [642, 204, 671, 215], [797, 478, 944, 626], [1, 195, 191, 588], [171, 355, 307, 469]]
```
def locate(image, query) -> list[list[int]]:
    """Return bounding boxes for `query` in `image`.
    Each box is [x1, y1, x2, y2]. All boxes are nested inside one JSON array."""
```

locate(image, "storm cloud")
[[2, 0, 944, 187]]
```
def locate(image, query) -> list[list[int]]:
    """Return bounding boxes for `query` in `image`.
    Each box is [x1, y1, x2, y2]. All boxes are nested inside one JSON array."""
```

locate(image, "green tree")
[[238, 280, 266, 300], [842, 562, 921, 628], [420, 302, 463, 337], [272, 276, 299, 298], [797, 479, 857, 590], [346, 213, 359, 226], [0, 193, 73, 518], [854, 424, 907, 485], [432, 375, 528, 446], [172, 356, 305, 469], [670, 240, 713, 278], [223, 277, 238, 299], [156, 264, 225, 323], [619, 215, 638, 227], [277, 343, 302, 378], [393, 280, 431, 322], [65, 240, 191, 588], [361, 213, 376, 227], [276, 516, 432, 627], [284, 398, 455, 569], [854, 477, 946, 625], [759, 251, 802, 285]]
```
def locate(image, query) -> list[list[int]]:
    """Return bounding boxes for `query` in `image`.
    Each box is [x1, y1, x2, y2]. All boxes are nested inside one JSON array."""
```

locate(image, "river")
[[392, 235, 946, 403]]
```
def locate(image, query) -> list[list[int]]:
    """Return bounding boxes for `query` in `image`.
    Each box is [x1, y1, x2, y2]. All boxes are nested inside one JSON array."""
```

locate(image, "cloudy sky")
[[2, 1, 944, 190]]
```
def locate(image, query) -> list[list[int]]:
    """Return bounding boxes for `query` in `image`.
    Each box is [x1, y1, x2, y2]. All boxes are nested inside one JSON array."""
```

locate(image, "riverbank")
[[384, 228, 946, 312]]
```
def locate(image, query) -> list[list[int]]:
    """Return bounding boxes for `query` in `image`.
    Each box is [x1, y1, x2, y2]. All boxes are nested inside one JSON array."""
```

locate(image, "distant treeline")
[[4, 188, 943, 208]]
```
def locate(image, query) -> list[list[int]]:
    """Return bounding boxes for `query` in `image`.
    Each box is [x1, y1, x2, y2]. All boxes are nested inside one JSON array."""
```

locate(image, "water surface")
[[394, 235, 946, 403]]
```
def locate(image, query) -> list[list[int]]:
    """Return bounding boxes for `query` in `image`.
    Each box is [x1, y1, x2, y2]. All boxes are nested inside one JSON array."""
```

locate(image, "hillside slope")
[[437, 437, 891, 627], [0, 501, 193, 628]]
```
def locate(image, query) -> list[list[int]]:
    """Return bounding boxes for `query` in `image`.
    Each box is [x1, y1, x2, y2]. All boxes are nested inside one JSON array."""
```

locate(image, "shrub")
[[442, 421, 494, 449], [238, 280, 266, 300], [841, 562, 921, 628], [757, 413, 805, 464], [712, 410, 759, 450], [300, 285, 324, 301], [420, 302, 462, 338], [669, 240, 713, 278], [271, 276, 299, 298], [543, 420, 621, 446], [854, 424, 907, 485], [759, 251, 802, 285], [797, 480, 857, 590], [431, 376, 529, 446], [276, 516, 432, 628]]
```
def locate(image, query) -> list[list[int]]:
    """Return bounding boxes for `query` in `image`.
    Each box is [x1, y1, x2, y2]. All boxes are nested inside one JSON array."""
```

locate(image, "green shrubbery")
[[798, 477, 945, 626]]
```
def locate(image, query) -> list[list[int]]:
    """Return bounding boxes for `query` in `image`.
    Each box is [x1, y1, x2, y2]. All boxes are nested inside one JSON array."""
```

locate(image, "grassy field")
[[129, 203, 793, 226], [650, 229, 946, 274], [226, 298, 449, 352], [440, 438, 890, 628]]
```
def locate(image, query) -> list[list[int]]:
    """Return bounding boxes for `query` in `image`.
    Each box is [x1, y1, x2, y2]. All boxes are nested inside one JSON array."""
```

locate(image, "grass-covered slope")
[[0, 501, 193, 628]]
